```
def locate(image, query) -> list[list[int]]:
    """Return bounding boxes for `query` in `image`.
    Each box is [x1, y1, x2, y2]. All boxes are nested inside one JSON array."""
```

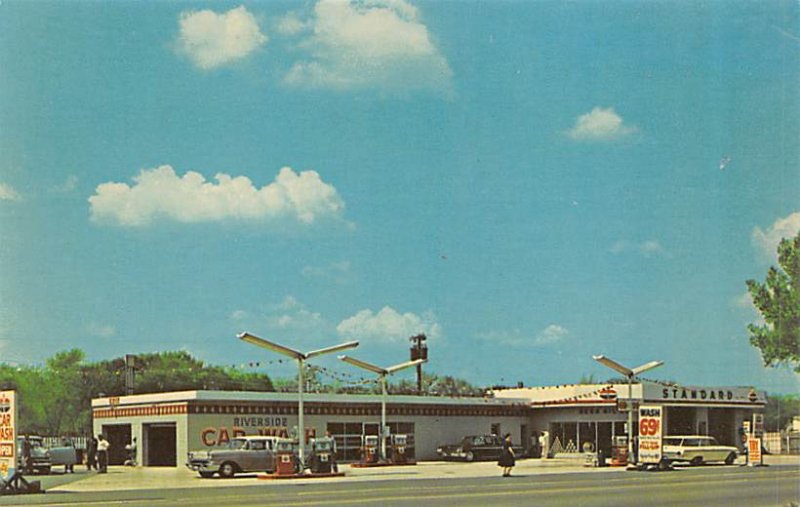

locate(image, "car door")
[[704, 438, 724, 461], [264, 438, 277, 472], [247, 439, 270, 472]]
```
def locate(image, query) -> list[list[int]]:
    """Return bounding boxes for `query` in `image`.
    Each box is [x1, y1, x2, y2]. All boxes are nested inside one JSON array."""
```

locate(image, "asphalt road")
[[1, 465, 798, 507]]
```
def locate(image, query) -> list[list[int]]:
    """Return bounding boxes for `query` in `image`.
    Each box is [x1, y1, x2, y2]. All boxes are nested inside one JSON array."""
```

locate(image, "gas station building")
[[92, 381, 765, 467], [493, 381, 767, 457]]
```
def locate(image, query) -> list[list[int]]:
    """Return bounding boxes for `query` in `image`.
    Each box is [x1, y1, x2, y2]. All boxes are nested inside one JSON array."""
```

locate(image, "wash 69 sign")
[[638, 405, 662, 464]]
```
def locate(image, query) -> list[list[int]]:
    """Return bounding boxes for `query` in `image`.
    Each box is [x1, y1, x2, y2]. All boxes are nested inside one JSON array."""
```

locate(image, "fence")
[[42, 436, 89, 451]]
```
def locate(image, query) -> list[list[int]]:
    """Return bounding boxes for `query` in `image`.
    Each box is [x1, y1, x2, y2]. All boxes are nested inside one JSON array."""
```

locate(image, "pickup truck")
[[436, 434, 524, 462]]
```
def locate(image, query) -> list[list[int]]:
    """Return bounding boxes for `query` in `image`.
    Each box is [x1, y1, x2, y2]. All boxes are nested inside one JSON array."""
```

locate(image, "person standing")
[[498, 433, 516, 477], [21, 436, 32, 475], [97, 434, 110, 473], [87, 435, 98, 470], [326, 431, 338, 473]]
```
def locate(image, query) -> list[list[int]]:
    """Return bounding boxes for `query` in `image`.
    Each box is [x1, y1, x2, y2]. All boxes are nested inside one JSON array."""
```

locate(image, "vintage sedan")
[[436, 434, 524, 462], [661, 436, 738, 466], [187, 436, 282, 478]]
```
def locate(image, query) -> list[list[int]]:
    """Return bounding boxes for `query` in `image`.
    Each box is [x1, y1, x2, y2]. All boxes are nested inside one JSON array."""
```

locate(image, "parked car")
[[49, 438, 80, 472], [187, 436, 283, 478], [661, 436, 738, 466], [436, 434, 524, 462], [17, 436, 52, 474]]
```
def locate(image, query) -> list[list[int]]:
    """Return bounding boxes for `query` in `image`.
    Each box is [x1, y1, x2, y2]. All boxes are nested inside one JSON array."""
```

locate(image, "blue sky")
[[1, 1, 798, 393]]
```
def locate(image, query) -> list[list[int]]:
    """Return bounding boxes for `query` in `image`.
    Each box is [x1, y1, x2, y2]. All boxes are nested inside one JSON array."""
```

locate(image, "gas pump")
[[611, 436, 628, 466], [389, 434, 408, 464], [361, 435, 379, 464], [308, 436, 335, 473], [275, 439, 300, 476]]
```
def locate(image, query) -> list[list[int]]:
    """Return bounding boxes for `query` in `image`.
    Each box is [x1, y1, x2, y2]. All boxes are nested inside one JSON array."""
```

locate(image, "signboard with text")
[[747, 437, 762, 465], [638, 405, 662, 464], [0, 390, 17, 481]]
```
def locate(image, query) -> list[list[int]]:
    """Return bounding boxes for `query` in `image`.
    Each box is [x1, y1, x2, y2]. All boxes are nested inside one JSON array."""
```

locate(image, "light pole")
[[592, 355, 663, 467], [238, 332, 358, 466], [339, 355, 426, 461]]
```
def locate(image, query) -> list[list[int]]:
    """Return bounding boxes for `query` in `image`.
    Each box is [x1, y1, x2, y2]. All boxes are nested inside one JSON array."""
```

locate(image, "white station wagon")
[[661, 436, 738, 466]]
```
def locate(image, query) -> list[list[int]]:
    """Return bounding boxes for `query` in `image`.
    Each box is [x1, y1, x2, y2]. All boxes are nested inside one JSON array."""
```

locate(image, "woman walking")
[[498, 433, 516, 477]]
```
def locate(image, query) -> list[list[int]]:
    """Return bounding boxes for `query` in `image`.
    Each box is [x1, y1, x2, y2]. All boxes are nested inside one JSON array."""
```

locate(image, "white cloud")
[[337, 306, 441, 342], [283, 0, 452, 92], [52, 175, 78, 193], [276, 11, 310, 36], [535, 324, 568, 345], [478, 324, 569, 348], [752, 211, 800, 262], [88, 165, 346, 227], [0, 183, 20, 201], [177, 6, 267, 70], [567, 107, 637, 141], [610, 239, 667, 257], [88, 322, 116, 338], [264, 296, 327, 334], [230, 309, 248, 321]]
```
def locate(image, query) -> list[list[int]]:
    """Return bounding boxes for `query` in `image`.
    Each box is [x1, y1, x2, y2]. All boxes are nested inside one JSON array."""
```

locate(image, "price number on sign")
[[639, 418, 660, 436]]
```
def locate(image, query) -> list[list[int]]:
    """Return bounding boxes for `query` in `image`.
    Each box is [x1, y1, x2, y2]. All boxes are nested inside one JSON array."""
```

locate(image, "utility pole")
[[409, 334, 428, 395], [124, 354, 137, 395]]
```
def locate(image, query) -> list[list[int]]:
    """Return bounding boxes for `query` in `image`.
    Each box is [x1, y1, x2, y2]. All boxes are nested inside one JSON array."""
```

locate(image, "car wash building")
[[492, 381, 766, 458], [92, 380, 765, 467], [92, 390, 531, 466]]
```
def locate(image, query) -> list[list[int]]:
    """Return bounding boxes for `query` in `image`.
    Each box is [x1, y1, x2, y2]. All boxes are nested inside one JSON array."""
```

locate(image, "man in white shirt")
[[97, 435, 110, 473]]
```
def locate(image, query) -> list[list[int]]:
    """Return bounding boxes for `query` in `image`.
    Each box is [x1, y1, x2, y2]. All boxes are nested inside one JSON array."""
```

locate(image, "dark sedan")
[[436, 434, 524, 462]]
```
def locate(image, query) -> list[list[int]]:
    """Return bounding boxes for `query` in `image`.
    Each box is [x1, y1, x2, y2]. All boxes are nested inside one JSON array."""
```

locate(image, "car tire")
[[464, 451, 474, 462], [39, 467, 51, 475], [199, 471, 215, 478], [689, 456, 703, 466], [724, 453, 736, 465], [219, 462, 237, 478]]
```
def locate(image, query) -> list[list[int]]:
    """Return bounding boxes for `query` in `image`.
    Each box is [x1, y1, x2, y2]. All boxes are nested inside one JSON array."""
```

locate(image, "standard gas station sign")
[[0, 390, 17, 481], [638, 405, 662, 464]]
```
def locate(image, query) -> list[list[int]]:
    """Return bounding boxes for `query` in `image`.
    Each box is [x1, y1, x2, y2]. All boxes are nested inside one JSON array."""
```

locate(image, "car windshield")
[[663, 438, 682, 446], [18, 438, 44, 448]]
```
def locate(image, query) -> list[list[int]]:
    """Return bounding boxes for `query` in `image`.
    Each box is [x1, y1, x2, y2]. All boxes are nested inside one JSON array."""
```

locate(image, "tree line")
[[0, 348, 483, 436]]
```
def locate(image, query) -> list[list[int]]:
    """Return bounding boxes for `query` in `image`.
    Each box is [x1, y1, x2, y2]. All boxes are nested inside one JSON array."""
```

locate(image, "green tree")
[[765, 393, 800, 432], [746, 232, 800, 372], [390, 372, 484, 397], [42, 349, 87, 435]]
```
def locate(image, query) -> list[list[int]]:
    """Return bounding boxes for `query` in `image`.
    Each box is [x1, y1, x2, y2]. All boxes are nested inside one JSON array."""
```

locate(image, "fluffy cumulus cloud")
[[567, 107, 637, 141], [177, 6, 267, 70], [282, 0, 452, 92], [337, 306, 441, 342], [268, 296, 325, 331], [89, 165, 346, 227], [752, 211, 800, 262], [535, 324, 568, 345], [0, 182, 20, 201]]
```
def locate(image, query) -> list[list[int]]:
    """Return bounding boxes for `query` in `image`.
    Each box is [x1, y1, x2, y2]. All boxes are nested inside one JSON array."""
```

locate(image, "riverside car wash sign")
[[638, 405, 662, 464], [0, 390, 17, 481]]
